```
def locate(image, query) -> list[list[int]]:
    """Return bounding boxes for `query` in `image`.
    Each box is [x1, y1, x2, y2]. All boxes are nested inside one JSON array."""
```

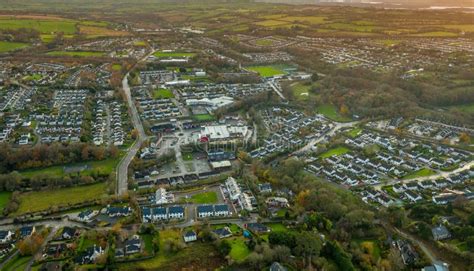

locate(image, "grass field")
[[319, 146, 350, 159], [324, 22, 381, 32], [152, 88, 174, 99], [0, 191, 11, 213], [0, 41, 29, 53], [347, 128, 362, 138], [246, 65, 288, 77], [47, 51, 106, 57], [20, 155, 122, 179], [255, 20, 290, 27], [189, 191, 218, 204], [119, 229, 220, 270], [112, 64, 122, 71], [79, 25, 129, 38], [280, 16, 326, 24], [229, 237, 250, 262], [291, 82, 312, 101], [402, 168, 436, 180], [316, 104, 351, 122], [410, 31, 457, 37], [448, 103, 474, 113], [2, 255, 31, 271], [255, 38, 275, 46], [153, 51, 196, 58], [14, 182, 108, 216], [0, 18, 77, 34], [193, 114, 215, 121]]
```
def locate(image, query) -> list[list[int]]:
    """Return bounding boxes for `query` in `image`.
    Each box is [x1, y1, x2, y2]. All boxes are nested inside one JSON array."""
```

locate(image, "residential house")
[[0, 230, 13, 243], [432, 225, 451, 241], [183, 230, 197, 243]]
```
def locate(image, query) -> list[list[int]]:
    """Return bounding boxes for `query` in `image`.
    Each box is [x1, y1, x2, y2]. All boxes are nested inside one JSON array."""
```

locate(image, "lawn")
[[152, 88, 174, 99], [0, 191, 11, 213], [229, 237, 250, 262], [153, 51, 196, 58], [193, 114, 215, 121], [316, 104, 351, 122], [0, 41, 29, 53], [246, 65, 288, 77], [182, 153, 193, 161], [402, 168, 436, 180], [46, 51, 106, 57], [319, 146, 350, 159], [13, 182, 108, 216], [141, 234, 154, 255], [347, 128, 362, 138], [189, 191, 218, 204], [266, 223, 289, 232], [20, 155, 123, 179]]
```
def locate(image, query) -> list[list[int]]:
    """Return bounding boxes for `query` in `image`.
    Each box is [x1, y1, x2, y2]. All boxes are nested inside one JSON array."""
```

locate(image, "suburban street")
[[116, 51, 153, 195]]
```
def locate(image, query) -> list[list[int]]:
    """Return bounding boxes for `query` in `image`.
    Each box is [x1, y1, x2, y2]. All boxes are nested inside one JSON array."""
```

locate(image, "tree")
[[340, 104, 350, 116], [294, 232, 322, 268], [466, 236, 474, 251], [312, 73, 319, 82], [459, 132, 471, 144], [217, 239, 231, 256]]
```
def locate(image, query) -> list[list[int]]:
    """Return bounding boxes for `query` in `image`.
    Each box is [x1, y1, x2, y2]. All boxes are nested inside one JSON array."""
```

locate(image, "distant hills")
[[254, 0, 474, 8]]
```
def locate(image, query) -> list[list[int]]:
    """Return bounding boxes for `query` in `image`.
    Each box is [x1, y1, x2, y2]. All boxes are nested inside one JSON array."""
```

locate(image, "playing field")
[[46, 51, 106, 57], [246, 65, 288, 77], [153, 51, 196, 58], [14, 182, 108, 216], [291, 82, 312, 101], [0, 41, 29, 53], [194, 114, 215, 121]]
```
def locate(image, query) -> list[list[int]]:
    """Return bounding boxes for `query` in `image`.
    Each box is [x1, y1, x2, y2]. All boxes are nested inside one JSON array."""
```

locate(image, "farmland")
[[0, 41, 29, 53], [46, 51, 106, 57]]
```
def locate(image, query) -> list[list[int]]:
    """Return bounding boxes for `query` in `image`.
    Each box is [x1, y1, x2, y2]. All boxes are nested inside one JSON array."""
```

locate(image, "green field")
[[0, 18, 77, 34], [347, 128, 362, 138], [152, 88, 174, 99], [291, 82, 312, 101], [246, 65, 288, 77], [119, 229, 219, 270], [0, 191, 11, 213], [153, 51, 196, 58], [316, 104, 351, 122], [0, 41, 29, 53], [46, 51, 106, 57], [448, 103, 474, 114], [410, 31, 457, 37], [112, 64, 122, 71], [319, 146, 350, 159], [2, 255, 31, 271], [14, 182, 108, 216], [193, 114, 215, 121], [189, 191, 218, 204], [20, 156, 121, 179], [229, 238, 250, 262], [255, 38, 275, 46], [402, 168, 436, 180]]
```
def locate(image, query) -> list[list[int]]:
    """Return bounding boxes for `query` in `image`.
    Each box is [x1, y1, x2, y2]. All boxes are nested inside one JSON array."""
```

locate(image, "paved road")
[[294, 120, 359, 155], [116, 51, 153, 196], [25, 226, 60, 271], [373, 160, 474, 190], [267, 80, 286, 100]]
